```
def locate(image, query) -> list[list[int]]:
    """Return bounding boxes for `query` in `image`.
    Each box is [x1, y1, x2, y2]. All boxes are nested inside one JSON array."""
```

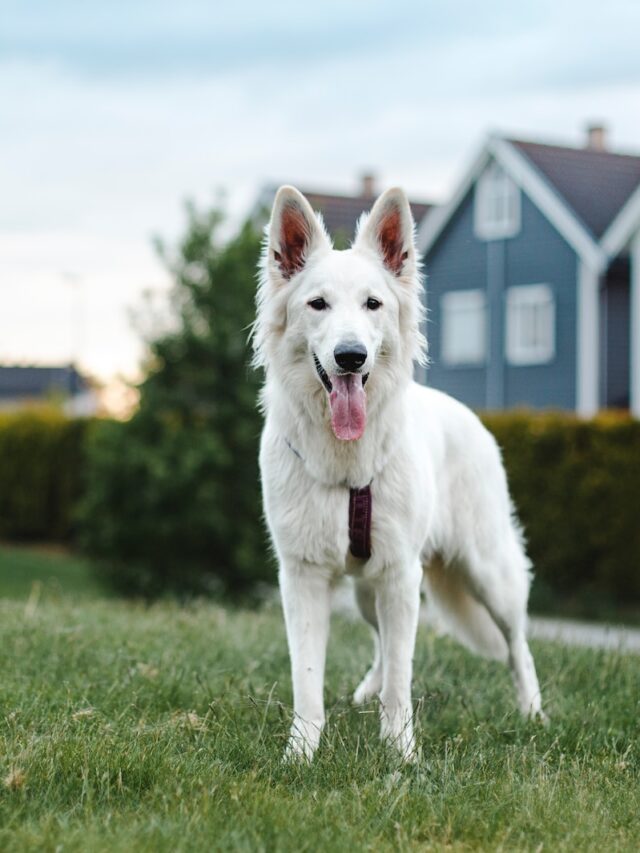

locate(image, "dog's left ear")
[[355, 187, 416, 278]]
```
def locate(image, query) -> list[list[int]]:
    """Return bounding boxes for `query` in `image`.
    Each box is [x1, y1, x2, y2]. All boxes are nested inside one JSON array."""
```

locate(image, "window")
[[474, 161, 521, 240], [505, 284, 555, 365], [441, 290, 487, 366]]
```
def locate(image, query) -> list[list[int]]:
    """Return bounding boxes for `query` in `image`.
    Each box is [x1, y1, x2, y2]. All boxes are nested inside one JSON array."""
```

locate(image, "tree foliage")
[[79, 205, 270, 597]]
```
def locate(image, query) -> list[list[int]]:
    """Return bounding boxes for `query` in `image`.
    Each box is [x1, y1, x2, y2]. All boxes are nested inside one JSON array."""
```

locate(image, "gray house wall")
[[424, 190, 488, 409], [423, 184, 578, 410], [503, 194, 578, 409]]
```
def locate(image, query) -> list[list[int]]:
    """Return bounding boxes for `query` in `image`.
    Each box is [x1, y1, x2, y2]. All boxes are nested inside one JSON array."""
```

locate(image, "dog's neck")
[[264, 371, 409, 489]]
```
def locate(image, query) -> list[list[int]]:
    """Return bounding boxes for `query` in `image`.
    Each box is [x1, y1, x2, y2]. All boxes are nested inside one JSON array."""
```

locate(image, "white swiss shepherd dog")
[[254, 185, 544, 762]]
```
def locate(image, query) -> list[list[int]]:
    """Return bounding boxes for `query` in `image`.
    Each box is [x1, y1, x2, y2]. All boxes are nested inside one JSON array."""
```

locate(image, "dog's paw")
[[531, 708, 550, 727], [283, 716, 323, 763], [353, 668, 382, 706], [283, 737, 314, 764], [384, 728, 418, 764], [380, 708, 417, 763], [353, 681, 377, 706]]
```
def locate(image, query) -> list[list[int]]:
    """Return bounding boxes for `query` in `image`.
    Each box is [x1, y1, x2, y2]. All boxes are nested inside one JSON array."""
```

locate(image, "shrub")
[[482, 411, 640, 616], [77, 207, 271, 598], [0, 410, 89, 541]]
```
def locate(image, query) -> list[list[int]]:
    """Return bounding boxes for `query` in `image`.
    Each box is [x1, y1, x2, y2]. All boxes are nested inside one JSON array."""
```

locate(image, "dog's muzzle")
[[313, 352, 369, 390]]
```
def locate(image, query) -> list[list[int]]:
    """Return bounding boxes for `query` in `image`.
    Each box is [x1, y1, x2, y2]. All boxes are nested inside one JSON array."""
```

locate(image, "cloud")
[[3, 0, 638, 92]]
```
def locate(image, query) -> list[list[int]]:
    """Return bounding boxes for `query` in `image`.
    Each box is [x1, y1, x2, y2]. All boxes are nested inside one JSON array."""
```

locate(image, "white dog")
[[254, 185, 544, 761]]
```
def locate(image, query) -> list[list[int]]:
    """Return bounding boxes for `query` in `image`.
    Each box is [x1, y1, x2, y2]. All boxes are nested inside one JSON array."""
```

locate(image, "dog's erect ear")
[[355, 187, 415, 277], [268, 186, 330, 282]]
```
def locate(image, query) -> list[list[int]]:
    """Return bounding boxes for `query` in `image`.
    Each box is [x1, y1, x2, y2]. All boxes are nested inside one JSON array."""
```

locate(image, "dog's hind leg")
[[352, 579, 382, 705], [479, 590, 544, 719], [460, 542, 544, 720], [425, 546, 544, 718]]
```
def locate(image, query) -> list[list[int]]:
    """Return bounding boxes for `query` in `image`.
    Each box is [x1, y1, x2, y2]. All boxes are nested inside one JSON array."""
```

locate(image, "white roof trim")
[[416, 145, 490, 255], [600, 181, 640, 257], [493, 138, 605, 270], [417, 135, 606, 271]]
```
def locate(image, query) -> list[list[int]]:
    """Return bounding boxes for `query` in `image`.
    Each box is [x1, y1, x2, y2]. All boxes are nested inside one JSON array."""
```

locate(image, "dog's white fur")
[[255, 185, 543, 761]]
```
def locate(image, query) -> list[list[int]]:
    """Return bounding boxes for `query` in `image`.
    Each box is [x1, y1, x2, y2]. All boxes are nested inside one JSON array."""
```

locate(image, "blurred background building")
[[418, 125, 640, 416], [0, 365, 98, 416]]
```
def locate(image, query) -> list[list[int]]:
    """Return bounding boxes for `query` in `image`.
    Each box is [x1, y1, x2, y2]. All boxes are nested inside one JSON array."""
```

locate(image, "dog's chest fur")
[[260, 412, 433, 578]]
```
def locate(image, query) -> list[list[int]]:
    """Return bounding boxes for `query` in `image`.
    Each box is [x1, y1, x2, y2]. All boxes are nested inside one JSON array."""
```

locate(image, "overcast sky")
[[2, 0, 640, 380]]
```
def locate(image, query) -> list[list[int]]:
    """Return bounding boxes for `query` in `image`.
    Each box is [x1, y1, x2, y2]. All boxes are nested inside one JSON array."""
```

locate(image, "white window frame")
[[474, 160, 521, 240], [440, 289, 487, 366], [505, 284, 556, 366]]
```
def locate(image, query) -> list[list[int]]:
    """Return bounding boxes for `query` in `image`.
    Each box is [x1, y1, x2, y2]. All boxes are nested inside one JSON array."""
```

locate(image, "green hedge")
[[482, 411, 640, 617], [1, 408, 640, 615], [0, 410, 90, 541]]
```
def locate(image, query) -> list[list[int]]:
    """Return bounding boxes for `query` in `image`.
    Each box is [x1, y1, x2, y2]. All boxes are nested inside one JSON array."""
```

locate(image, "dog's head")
[[254, 186, 426, 441]]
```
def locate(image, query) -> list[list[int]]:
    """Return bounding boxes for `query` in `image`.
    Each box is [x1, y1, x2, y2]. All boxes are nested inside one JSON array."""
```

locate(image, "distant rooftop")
[[255, 173, 433, 243], [510, 127, 640, 239], [0, 365, 90, 401]]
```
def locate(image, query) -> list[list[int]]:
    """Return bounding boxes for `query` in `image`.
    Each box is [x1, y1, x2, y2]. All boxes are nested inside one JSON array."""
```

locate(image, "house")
[[417, 126, 640, 416], [0, 365, 98, 416], [254, 173, 432, 245]]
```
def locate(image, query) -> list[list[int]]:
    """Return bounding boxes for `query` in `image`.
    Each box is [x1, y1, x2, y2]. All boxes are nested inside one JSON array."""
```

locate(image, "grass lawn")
[[1, 547, 639, 851], [0, 542, 105, 601]]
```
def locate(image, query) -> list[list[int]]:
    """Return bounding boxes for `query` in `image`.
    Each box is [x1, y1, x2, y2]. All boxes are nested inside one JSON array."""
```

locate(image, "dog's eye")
[[308, 298, 328, 311], [366, 298, 382, 311]]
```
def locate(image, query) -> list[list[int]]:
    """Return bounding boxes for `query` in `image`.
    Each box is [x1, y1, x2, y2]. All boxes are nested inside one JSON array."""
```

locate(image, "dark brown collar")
[[349, 484, 372, 560]]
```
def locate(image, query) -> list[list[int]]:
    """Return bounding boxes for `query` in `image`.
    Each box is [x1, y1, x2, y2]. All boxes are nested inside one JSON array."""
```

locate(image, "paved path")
[[332, 583, 640, 654], [528, 616, 640, 653]]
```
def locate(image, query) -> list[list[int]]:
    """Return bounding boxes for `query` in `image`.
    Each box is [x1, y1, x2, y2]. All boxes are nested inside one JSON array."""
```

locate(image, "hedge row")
[[0, 410, 90, 541], [482, 411, 640, 616], [1, 409, 639, 613]]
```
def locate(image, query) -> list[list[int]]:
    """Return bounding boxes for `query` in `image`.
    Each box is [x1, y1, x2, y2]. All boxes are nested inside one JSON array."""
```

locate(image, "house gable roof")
[[416, 133, 640, 270], [255, 186, 432, 243], [510, 139, 640, 240], [302, 190, 431, 242]]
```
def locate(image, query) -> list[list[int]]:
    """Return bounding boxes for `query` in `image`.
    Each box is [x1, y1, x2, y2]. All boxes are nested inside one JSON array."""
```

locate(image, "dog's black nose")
[[334, 342, 367, 372]]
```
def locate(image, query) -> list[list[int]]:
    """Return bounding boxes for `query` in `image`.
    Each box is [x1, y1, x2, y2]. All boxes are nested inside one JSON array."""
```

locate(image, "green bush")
[[77, 207, 270, 599], [77, 408, 268, 599], [482, 411, 640, 617], [0, 410, 89, 541]]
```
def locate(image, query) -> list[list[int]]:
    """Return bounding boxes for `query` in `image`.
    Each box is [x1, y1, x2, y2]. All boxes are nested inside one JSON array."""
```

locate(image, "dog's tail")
[[422, 557, 509, 662]]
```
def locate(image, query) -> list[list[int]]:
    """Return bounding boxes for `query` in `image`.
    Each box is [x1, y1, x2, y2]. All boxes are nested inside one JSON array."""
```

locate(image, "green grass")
[[1, 567, 639, 852], [0, 543, 105, 601]]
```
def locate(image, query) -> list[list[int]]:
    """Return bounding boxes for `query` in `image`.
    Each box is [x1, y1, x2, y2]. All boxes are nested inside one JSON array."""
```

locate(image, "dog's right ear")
[[268, 186, 330, 282]]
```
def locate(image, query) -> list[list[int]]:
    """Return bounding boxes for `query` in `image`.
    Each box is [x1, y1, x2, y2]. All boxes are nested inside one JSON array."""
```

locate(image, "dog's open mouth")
[[313, 353, 368, 442]]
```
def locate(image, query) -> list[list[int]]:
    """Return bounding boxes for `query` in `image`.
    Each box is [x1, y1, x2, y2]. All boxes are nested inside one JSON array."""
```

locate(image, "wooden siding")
[[503, 193, 578, 409], [423, 189, 488, 409], [423, 183, 578, 410]]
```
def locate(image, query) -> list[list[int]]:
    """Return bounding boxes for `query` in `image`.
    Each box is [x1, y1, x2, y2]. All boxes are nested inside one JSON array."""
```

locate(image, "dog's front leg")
[[280, 563, 331, 761], [375, 560, 422, 761]]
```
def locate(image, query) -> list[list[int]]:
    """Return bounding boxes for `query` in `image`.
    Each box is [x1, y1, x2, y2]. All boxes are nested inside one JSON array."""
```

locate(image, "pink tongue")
[[329, 374, 367, 441]]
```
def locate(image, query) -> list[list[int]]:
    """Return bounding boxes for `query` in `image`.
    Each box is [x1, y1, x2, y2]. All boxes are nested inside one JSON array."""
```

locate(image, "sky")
[[2, 0, 640, 381]]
